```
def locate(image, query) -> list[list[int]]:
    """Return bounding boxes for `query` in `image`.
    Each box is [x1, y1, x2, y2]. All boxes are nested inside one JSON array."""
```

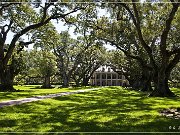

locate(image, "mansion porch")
[[90, 66, 129, 86]]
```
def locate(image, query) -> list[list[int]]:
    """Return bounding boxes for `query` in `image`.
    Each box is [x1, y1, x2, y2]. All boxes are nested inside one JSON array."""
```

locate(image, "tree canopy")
[[0, 1, 179, 97]]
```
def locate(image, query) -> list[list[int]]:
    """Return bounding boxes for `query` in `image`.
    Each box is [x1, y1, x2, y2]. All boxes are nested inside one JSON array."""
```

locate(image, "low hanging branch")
[[0, 3, 15, 16], [98, 36, 152, 70], [160, 1, 179, 53], [117, 0, 156, 68], [3, 3, 86, 66]]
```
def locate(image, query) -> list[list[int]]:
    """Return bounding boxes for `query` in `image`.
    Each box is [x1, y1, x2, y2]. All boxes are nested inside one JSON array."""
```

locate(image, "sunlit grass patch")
[[0, 85, 96, 102], [0, 86, 180, 132]]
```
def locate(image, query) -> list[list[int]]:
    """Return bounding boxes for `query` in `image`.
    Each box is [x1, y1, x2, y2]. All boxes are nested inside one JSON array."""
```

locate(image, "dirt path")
[[0, 88, 100, 108]]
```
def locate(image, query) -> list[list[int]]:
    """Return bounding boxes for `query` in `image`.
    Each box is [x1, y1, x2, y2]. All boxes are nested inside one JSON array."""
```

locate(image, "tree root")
[[149, 89, 176, 97]]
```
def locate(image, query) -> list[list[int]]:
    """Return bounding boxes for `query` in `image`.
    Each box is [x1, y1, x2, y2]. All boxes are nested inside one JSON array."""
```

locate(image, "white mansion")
[[90, 65, 129, 86]]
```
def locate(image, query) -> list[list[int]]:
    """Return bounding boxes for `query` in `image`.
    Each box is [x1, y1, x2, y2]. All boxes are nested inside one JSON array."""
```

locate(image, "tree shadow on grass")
[[0, 119, 16, 128], [0, 92, 34, 101], [29, 86, 53, 89], [0, 86, 180, 133]]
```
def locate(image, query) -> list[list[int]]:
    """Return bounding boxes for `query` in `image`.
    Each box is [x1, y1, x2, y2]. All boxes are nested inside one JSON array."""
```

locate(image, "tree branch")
[[100, 37, 152, 70], [166, 52, 180, 73], [118, 1, 156, 69], [170, 0, 180, 7], [160, 2, 179, 53], [0, 3, 14, 14], [3, 16, 53, 65], [117, 2, 138, 27], [3, 5, 85, 65], [167, 48, 180, 56], [2, 20, 13, 43], [40, 3, 53, 22]]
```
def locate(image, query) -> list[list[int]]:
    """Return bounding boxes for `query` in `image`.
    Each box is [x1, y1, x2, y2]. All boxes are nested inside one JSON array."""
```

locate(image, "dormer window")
[[102, 67, 105, 72], [108, 68, 111, 72]]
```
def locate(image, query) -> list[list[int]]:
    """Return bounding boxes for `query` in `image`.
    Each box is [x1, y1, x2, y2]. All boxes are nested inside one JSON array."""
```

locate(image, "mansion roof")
[[95, 65, 114, 72]]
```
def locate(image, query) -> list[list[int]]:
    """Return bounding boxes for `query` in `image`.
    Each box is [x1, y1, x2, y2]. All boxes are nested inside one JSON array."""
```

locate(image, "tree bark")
[[149, 70, 175, 97], [42, 75, 52, 88], [131, 79, 141, 90], [141, 79, 153, 92], [130, 72, 153, 92], [82, 77, 89, 86], [0, 67, 15, 91], [62, 75, 70, 87], [63, 79, 69, 87], [75, 80, 80, 87], [140, 70, 153, 91]]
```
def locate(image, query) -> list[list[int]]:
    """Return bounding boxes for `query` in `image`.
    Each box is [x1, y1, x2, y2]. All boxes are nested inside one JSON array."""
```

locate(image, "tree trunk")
[[42, 75, 51, 88], [63, 78, 69, 87], [62, 75, 69, 87], [126, 78, 135, 88], [75, 80, 80, 87], [141, 71, 153, 92], [82, 77, 89, 86], [130, 76, 153, 91], [131, 77, 142, 90], [149, 70, 175, 97], [141, 79, 153, 91], [0, 67, 15, 91], [138, 68, 153, 91]]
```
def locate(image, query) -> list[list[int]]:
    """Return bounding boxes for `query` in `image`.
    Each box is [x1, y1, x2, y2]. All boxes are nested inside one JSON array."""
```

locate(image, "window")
[[112, 74, 117, 79], [107, 74, 111, 79], [112, 81, 116, 86], [102, 74, 106, 79], [118, 75, 122, 79], [102, 81, 106, 86], [96, 74, 100, 79], [97, 81, 100, 86]]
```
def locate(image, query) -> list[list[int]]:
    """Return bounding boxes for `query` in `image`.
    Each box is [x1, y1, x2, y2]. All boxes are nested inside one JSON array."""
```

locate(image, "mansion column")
[[116, 73, 118, 86], [94, 73, 97, 85], [105, 73, 107, 86], [100, 73, 102, 86], [110, 73, 112, 86]]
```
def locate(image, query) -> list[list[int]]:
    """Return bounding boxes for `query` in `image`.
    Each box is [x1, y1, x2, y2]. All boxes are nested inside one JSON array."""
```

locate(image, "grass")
[[0, 86, 180, 133], [0, 85, 96, 102]]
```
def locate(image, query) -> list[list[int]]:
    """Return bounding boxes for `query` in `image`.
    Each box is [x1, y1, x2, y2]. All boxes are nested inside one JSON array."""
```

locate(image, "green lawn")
[[0, 85, 95, 102], [0, 86, 180, 133]]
